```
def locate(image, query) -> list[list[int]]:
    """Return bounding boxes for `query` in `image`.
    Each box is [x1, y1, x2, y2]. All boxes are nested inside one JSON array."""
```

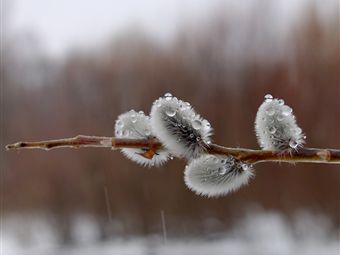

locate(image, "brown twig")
[[5, 135, 340, 165]]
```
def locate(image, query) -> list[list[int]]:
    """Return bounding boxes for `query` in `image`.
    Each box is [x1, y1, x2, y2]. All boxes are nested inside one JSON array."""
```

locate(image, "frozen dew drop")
[[170, 156, 174, 160], [130, 112, 137, 123], [278, 99, 285, 105], [154, 99, 162, 107], [269, 126, 277, 134], [116, 130, 123, 136], [164, 92, 172, 101], [295, 127, 302, 135], [289, 140, 299, 149], [282, 106, 293, 116], [145, 129, 151, 136], [165, 108, 176, 117], [266, 108, 275, 116], [277, 114, 284, 121], [264, 94, 273, 102], [206, 141, 211, 145], [116, 120, 124, 129], [241, 163, 250, 171], [192, 119, 202, 130], [218, 167, 227, 175], [122, 130, 129, 137]]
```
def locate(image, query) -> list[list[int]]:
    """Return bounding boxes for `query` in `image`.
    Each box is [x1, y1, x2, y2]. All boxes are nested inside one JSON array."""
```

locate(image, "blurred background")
[[1, 0, 340, 254]]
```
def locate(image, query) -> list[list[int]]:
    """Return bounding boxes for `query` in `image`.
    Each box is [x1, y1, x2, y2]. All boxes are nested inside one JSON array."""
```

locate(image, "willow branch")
[[5, 135, 340, 165]]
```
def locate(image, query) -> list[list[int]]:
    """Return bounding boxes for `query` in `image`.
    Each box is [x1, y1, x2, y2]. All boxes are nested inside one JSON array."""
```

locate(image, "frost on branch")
[[150, 93, 213, 158], [255, 94, 306, 151], [115, 110, 169, 167], [184, 154, 253, 197]]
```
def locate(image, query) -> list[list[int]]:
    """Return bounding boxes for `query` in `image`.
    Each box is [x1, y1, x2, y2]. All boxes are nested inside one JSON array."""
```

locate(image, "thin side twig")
[[5, 135, 340, 165]]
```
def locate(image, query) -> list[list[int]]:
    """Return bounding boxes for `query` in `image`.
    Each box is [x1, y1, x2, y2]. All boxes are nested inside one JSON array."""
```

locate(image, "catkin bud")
[[255, 94, 305, 151], [184, 154, 253, 197], [115, 110, 169, 167], [150, 93, 213, 158]]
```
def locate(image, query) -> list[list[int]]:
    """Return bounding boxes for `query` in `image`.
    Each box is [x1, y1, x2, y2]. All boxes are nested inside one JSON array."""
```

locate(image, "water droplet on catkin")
[[116, 120, 124, 128], [192, 120, 202, 130], [165, 108, 176, 117], [264, 94, 273, 102], [266, 108, 275, 116], [282, 106, 293, 116], [289, 140, 298, 149], [269, 127, 276, 134], [218, 167, 227, 175]]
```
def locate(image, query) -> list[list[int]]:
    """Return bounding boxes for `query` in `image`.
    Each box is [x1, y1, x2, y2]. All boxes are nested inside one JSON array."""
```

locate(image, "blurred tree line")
[[2, 2, 340, 244]]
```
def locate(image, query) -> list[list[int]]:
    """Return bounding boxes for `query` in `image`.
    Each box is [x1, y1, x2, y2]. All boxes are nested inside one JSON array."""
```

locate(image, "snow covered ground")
[[3, 211, 340, 255]]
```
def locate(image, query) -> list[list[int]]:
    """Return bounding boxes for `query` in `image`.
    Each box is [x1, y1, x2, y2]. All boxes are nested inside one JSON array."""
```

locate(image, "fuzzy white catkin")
[[255, 94, 305, 151], [150, 93, 213, 158], [184, 154, 254, 197], [115, 110, 169, 167]]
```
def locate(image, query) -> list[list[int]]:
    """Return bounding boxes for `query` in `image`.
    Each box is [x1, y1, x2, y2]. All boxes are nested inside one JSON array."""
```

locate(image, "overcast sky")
[[6, 0, 336, 57], [8, 0, 225, 56]]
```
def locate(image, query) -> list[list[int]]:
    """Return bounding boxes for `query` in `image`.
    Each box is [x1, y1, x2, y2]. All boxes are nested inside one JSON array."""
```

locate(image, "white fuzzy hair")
[[184, 154, 254, 197], [115, 110, 169, 167], [255, 95, 305, 151], [150, 94, 213, 158]]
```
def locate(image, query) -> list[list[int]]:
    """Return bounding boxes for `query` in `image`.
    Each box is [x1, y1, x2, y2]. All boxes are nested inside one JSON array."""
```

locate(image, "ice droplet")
[[131, 116, 137, 123], [122, 130, 129, 137], [145, 130, 151, 136], [264, 94, 273, 102], [269, 126, 276, 134], [266, 108, 275, 116], [116, 120, 124, 129], [277, 115, 284, 121], [278, 99, 285, 105], [282, 106, 292, 116], [218, 167, 227, 175], [164, 93, 172, 100], [192, 120, 202, 130], [241, 163, 249, 171], [295, 128, 302, 135], [165, 108, 176, 117], [289, 140, 299, 149], [156, 100, 162, 107]]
